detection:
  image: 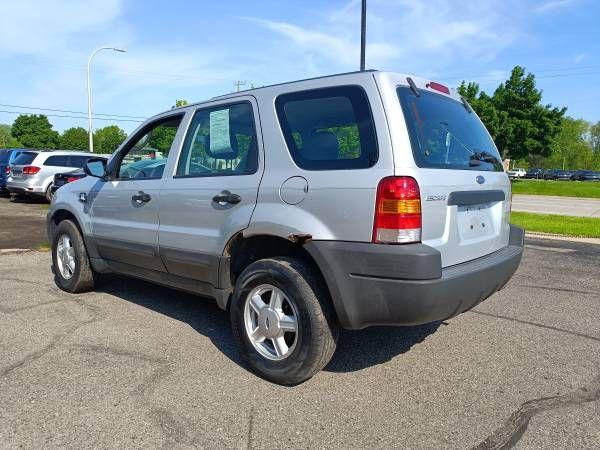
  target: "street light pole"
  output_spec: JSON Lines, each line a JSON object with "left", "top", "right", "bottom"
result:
{"left": 87, "top": 46, "right": 126, "bottom": 152}
{"left": 360, "top": 0, "right": 367, "bottom": 71}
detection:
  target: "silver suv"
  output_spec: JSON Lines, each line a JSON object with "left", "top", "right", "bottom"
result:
{"left": 8, "top": 150, "right": 98, "bottom": 201}
{"left": 48, "top": 71, "right": 524, "bottom": 385}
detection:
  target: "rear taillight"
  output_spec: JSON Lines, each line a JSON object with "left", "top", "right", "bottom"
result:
{"left": 23, "top": 166, "right": 41, "bottom": 175}
{"left": 373, "top": 176, "right": 422, "bottom": 244}
{"left": 5, "top": 166, "right": 10, "bottom": 175}
{"left": 66, "top": 176, "right": 79, "bottom": 183}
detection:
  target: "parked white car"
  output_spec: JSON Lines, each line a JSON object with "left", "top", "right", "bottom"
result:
{"left": 507, "top": 168, "right": 526, "bottom": 179}
{"left": 7, "top": 150, "right": 98, "bottom": 201}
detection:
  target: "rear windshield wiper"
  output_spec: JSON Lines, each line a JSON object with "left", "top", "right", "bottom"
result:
{"left": 469, "top": 151, "right": 498, "bottom": 166}
{"left": 438, "top": 122, "right": 499, "bottom": 166}
{"left": 460, "top": 96, "right": 473, "bottom": 113}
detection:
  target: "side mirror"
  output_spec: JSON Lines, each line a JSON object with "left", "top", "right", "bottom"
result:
{"left": 84, "top": 158, "right": 107, "bottom": 178}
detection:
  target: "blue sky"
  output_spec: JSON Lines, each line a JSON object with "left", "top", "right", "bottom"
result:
{"left": 0, "top": 0, "right": 598, "bottom": 134}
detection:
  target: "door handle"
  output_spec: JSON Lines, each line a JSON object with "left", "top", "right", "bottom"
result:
{"left": 132, "top": 191, "right": 151, "bottom": 204}
{"left": 212, "top": 191, "right": 241, "bottom": 205}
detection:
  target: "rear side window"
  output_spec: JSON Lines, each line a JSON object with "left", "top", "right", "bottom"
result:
{"left": 397, "top": 87, "right": 503, "bottom": 171}
{"left": 275, "top": 86, "right": 378, "bottom": 170}
{"left": 13, "top": 152, "right": 37, "bottom": 165}
{"left": 68, "top": 155, "right": 92, "bottom": 168}
{"left": 44, "top": 155, "right": 69, "bottom": 167}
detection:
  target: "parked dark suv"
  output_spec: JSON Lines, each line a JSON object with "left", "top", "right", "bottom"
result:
{"left": 571, "top": 170, "right": 600, "bottom": 181}
{"left": 524, "top": 168, "right": 543, "bottom": 179}
{"left": 0, "top": 148, "right": 26, "bottom": 193}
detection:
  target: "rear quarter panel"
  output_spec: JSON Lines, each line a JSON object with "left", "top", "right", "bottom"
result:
{"left": 246, "top": 72, "right": 394, "bottom": 242}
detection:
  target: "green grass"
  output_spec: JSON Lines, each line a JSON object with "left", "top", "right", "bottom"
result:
{"left": 511, "top": 179, "right": 600, "bottom": 198}
{"left": 511, "top": 212, "right": 600, "bottom": 238}
{"left": 37, "top": 241, "right": 51, "bottom": 251}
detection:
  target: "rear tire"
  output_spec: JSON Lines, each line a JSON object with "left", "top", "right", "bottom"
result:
{"left": 45, "top": 184, "right": 53, "bottom": 202}
{"left": 230, "top": 257, "right": 339, "bottom": 385}
{"left": 52, "top": 219, "right": 95, "bottom": 293}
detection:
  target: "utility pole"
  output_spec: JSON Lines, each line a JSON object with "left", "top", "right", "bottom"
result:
{"left": 360, "top": 0, "right": 367, "bottom": 71}
{"left": 234, "top": 80, "right": 246, "bottom": 92}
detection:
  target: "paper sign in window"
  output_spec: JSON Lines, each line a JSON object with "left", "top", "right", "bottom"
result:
{"left": 209, "top": 109, "right": 231, "bottom": 154}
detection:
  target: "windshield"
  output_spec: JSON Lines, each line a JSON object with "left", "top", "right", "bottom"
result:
{"left": 397, "top": 87, "right": 503, "bottom": 171}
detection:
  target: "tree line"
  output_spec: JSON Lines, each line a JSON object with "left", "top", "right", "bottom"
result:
{"left": 1, "top": 70, "right": 599, "bottom": 170}
{"left": 458, "top": 66, "right": 600, "bottom": 170}
{"left": 0, "top": 115, "right": 127, "bottom": 154}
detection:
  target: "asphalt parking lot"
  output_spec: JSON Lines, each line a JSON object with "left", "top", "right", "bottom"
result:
{"left": 1, "top": 200, "right": 599, "bottom": 448}
{"left": 0, "top": 196, "right": 47, "bottom": 250}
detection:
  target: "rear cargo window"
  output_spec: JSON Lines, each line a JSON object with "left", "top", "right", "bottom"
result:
{"left": 397, "top": 87, "right": 503, "bottom": 171}
{"left": 275, "top": 86, "right": 377, "bottom": 170}
{"left": 12, "top": 152, "right": 37, "bottom": 165}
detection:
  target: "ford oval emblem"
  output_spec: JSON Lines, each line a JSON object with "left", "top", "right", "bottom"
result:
{"left": 476, "top": 175, "right": 485, "bottom": 184}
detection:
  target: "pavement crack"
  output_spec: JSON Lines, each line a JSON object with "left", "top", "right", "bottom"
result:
{"left": 246, "top": 405, "right": 255, "bottom": 450}
{"left": 0, "top": 299, "right": 69, "bottom": 314}
{"left": 0, "top": 276, "right": 49, "bottom": 286}
{"left": 0, "top": 302, "right": 101, "bottom": 378}
{"left": 472, "top": 374, "right": 600, "bottom": 450}
{"left": 518, "top": 283, "right": 599, "bottom": 296}
{"left": 470, "top": 310, "right": 600, "bottom": 343}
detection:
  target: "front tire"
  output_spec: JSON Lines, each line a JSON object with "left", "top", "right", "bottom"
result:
{"left": 51, "top": 220, "right": 95, "bottom": 293}
{"left": 230, "top": 257, "right": 339, "bottom": 385}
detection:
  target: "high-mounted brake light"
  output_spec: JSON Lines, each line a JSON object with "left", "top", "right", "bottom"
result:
{"left": 426, "top": 81, "right": 450, "bottom": 95}
{"left": 373, "top": 177, "right": 422, "bottom": 244}
{"left": 22, "top": 166, "right": 41, "bottom": 175}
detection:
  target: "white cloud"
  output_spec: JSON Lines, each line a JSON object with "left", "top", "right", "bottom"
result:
{"left": 535, "top": 0, "right": 577, "bottom": 13}
{"left": 244, "top": 17, "right": 400, "bottom": 68}
{"left": 0, "top": 0, "right": 126, "bottom": 56}
{"left": 0, "top": 0, "right": 247, "bottom": 132}
{"left": 247, "top": 0, "right": 525, "bottom": 74}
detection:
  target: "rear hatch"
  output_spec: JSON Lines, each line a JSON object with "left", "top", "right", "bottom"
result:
{"left": 387, "top": 76, "right": 510, "bottom": 268}
{"left": 9, "top": 151, "right": 39, "bottom": 179}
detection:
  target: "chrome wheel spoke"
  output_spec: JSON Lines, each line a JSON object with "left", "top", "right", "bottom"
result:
{"left": 250, "top": 327, "right": 265, "bottom": 343}
{"left": 270, "top": 289, "right": 284, "bottom": 310}
{"left": 272, "top": 336, "right": 288, "bottom": 357}
{"left": 279, "top": 314, "right": 297, "bottom": 333}
{"left": 249, "top": 294, "right": 267, "bottom": 314}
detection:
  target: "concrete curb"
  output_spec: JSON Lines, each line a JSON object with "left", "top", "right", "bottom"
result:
{"left": 525, "top": 232, "right": 600, "bottom": 245}
{"left": 0, "top": 248, "right": 35, "bottom": 255}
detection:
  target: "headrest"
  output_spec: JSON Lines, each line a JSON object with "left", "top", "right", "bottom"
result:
{"left": 303, "top": 131, "right": 339, "bottom": 160}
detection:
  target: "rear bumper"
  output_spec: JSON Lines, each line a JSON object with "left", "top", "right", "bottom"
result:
{"left": 305, "top": 225, "right": 524, "bottom": 330}
{"left": 6, "top": 179, "right": 45, "bottom": 195}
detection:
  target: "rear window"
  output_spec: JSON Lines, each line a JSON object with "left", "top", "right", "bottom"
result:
{"left": 13, "top": 152, "right": 37, "bottom": 165}
{"left": 275, "top": 86, "right": 378, "bottom": 170}
{"left": 397, "top": 87, "right": 503, "bottom": 171}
